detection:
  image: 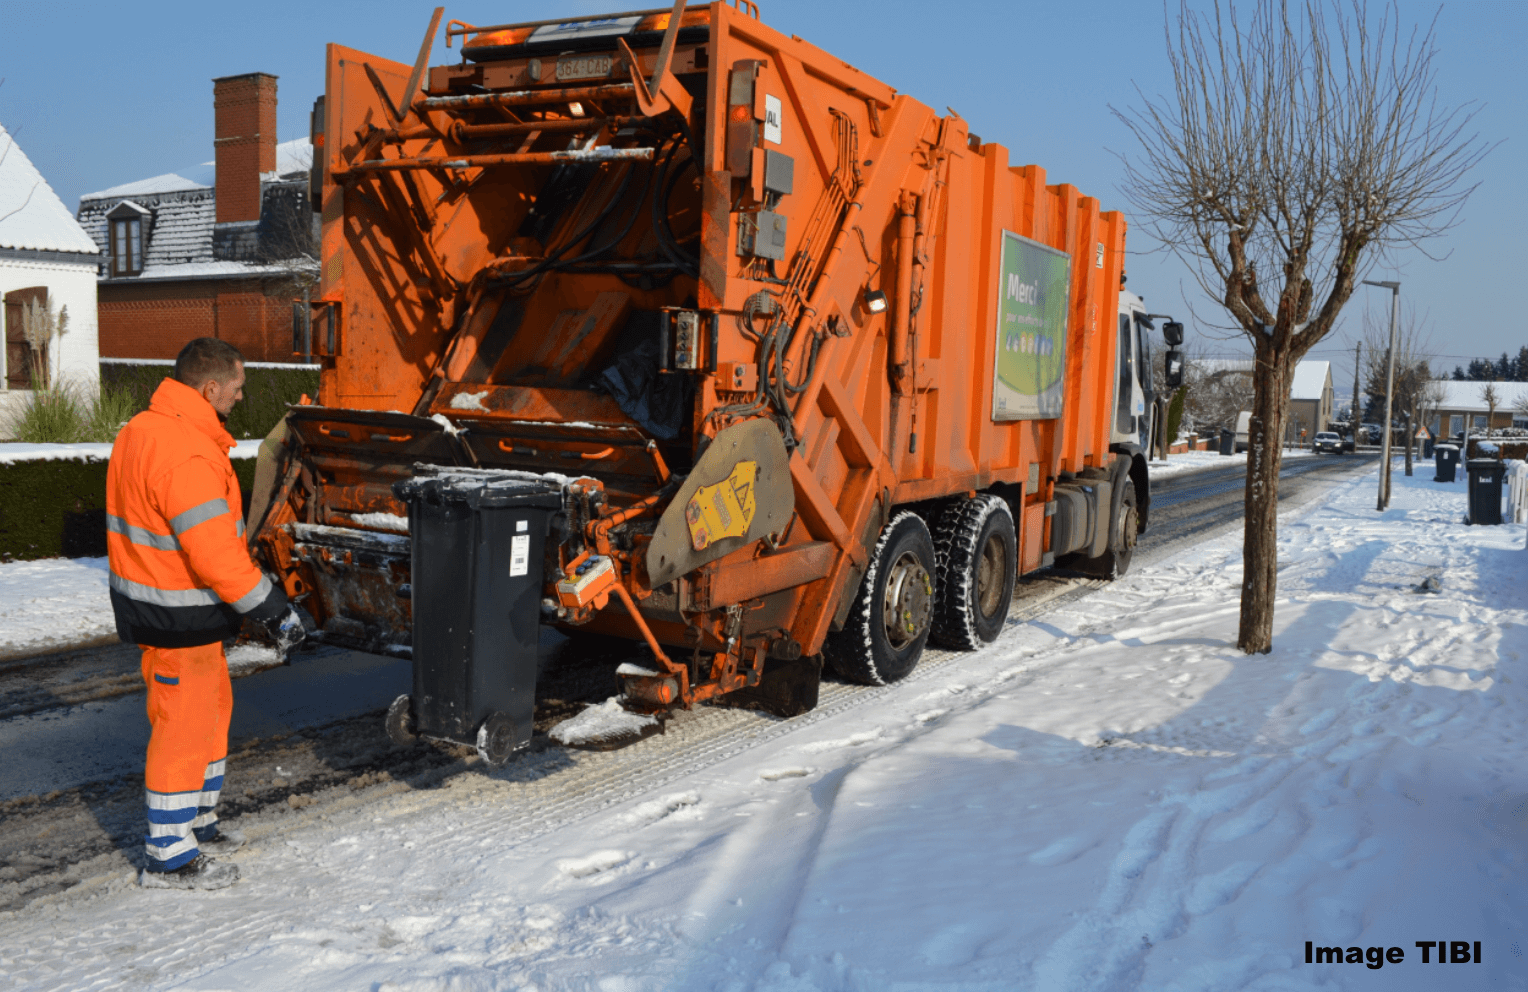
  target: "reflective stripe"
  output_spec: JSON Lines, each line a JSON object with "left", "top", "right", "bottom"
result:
{"left": 146, "top": 788, "right": 202, "bottom": 812}
{"left": 230, "top": 574, "right": 274, "bottom": 614}
{"left": 145, "top": 833, "right": 199, "bottom": 867}
{"left": 170, "top": 497, "right": 231, "bottom": 535}
{"left": 147, "top": 805, "right": 199, "bottom": 826}
{"left": 106, "top": 514, "right": 180, "bottom": 551}
{"left": 153, "top": 673, "right": 179, "bottom": 686}
{"left": 236, "top": 518, "right": 246, "bottom": 538}
{"left": 109, "top": 572, "right": 222, "bottom": 608}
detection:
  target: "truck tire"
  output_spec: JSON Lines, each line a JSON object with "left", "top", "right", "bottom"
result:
{"left": 823, "top": 512, "right": 936, "bottom": 685}
{"left": 1077, "top": 480, "right": 1138, "bottom": 580}
{"left": 930, "top": 495, "right": 1016, "bottom": 649}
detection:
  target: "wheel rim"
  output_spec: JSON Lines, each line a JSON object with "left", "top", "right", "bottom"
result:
{"left": 1118, "top": 504, "right": 1139, "bottom": 554}
{"left": 976, "top": 531, "right": 1007, "bottom": 619}
{"left": 882, "top": 550, "right": 933, "bottom": 649}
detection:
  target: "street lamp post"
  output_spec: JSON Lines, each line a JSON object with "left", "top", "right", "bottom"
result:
{"left": 1363, "top": 279, "right": 1400, "bottom": 510}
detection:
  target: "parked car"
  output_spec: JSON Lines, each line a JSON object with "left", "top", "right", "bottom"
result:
{"left": 1313, "top": 431, "right": 1344, "bottom": 454}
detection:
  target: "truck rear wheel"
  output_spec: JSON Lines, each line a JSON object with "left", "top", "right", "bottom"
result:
{"left": 930, "top": 495, "right": 1016, "bottom": 649}
{"left": 1077, "top": 481, "right": 1138, "bottom": 580}
{"left": 824, "top": 512, "right": 936, "bottom": 685}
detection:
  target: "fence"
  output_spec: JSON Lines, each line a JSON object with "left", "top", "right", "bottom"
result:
{"left": 1508, "top": 460, "right": 1528, "bottom": 526}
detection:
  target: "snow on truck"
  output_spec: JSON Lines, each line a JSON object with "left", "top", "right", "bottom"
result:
{"left": 247, "top": 1, "right": 1185, "bottom": 761}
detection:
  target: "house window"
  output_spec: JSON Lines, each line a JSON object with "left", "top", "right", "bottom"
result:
{"left": 1450, "top": 415, "right": 1463, "bottom": 435}
{"left": 109, "top": 217, "right": 143, "bottom": 275}
{"left": 1472, "top": 414, "right": 1488, "bottom": 430}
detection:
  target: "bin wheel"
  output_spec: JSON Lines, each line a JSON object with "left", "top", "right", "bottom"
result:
{"left": 823, "top": 512, "right": 936, "bottom": 685}
{"left": 385, "top": 694, "right": 417, "bottom": 746}
{"left": 476, "top": 712, "right": 517, "bottom": 769}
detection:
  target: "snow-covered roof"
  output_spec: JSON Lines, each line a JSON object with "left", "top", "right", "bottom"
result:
{"left": 1289, "top": 360, "right": 1330, "bottom": 401}
{"left": 0, "top": 124, "right": 101, "bottom": 254}
{"left": 1429, "top": 379, "right": 1528, "bottom": 412}
{"left": 79, "top": 137, "right": 311, "bottom": 201}
{"left": 80, "top": 170, "right": 210, "bottom": 201}
{"left": 1189, "top": 358, "right": 1331, "bottom": 400}
{"left": 75, "top": 136, "right": 313, "bottom": 280}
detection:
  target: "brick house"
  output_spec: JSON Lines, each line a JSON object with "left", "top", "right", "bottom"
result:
{"left": 1427, "top": 380, "right": 1528, "bottom": 437}
{"left": 76, "top": 73, "right": 315, "bottom": 363}
{"left": 0, "top": 122, "right": 101, "bottom": 423}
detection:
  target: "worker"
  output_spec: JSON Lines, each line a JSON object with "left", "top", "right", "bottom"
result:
{"left": 106, "top": 338, "right": 305, "bottom": 890}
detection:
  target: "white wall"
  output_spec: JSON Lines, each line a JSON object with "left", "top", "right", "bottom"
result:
{"left": 0, "top": 255, "right": 100, "bottom": 397}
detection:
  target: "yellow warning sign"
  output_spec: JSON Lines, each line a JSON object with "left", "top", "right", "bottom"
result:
{"left": 685, "top": 460, "right": 757, "bottom": 551}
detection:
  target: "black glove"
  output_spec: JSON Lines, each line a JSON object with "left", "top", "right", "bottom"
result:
{"left": 261, "top": 604, "right": 307, "bottom": 660}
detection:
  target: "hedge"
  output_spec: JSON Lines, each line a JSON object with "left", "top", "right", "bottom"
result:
{"left": 0, "top": 455, "right": 258, "bottom": 562}
{"left": 101, "top": 362, "right": 319, "bottom": 441}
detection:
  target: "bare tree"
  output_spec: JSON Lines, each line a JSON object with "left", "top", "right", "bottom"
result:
{"left": 1481, "top": 381, "right": 1501, "bottom": 435}
{"left": 1115, "top": 0, "right": 1487, "bottom": 653}
{"left": 1418, "top": 377, "right": 1446, "bottom": 441}
{"left": 1178, "top": 355, "right": 1256, "bottom": 437}
{"left": 1358, "top": 301, "right": 1432, "bottom": 473}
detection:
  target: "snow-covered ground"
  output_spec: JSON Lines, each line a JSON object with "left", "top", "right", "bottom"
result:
{"left": 0, "top": 439, "right": 261, "bottom": 464}
{"left": 2, "top": 466, "right": 1525, "bottom": 991}
{"left": 0, "top": 555, "right": 115, "bottom": 659}
{"left": 1147, "top": 446, "right": 1317, "bottom": 480}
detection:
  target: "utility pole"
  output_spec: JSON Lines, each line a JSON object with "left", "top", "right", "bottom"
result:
{"left": 1363, "top": 280, "right": 1401, "bottom": 510}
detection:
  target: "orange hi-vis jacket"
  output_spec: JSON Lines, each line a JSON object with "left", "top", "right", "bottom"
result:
{"left": 107, "top": 378, "right": 287, "bottom": 647}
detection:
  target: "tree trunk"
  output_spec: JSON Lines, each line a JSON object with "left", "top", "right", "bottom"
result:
{"left": 1237, "top": 343, "right": 1291, "bottom": 654}
{"left": 1404, "top": 412, "right": 1414, "bottom": 476}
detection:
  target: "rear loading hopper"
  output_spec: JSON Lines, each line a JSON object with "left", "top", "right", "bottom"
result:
{"left": 250, "top": 1, "right": 1180, "bottom": 744}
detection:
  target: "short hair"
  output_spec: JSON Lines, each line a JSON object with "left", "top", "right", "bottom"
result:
{"left": 174, "top": 338, "right": 244, "bottom": 387}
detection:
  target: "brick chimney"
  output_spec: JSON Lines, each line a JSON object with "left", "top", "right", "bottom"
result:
{"left": 212, "top": 73, "right": 278, "bottom": 224}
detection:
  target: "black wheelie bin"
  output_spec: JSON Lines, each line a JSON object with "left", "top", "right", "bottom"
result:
{"left": 1467, "top": 458, "right": 1506, "bottom": 526}
{"left": 1434, "top": 444, "right": 1460, "bottom": 483}
{"left": 391, "top": 467, "right": 563, "bottom": 766}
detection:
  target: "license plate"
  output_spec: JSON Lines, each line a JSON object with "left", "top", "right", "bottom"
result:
{"left": 556, "top": 55, "right": 612, "bottom": 81}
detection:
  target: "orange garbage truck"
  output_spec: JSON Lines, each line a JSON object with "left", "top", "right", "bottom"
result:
{"left": 249, "top": 1, "right": 1185, "bottom": 762}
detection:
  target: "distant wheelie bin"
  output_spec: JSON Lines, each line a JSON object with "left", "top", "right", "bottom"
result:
{"left": 1434, "top": 444, "right": 1460, "bottom": 483}
{"left": 1467, "top": 458, "right": 1505, "bottom": 525}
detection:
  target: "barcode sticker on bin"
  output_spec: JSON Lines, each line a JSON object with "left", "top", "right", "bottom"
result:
{"left": 510, "top": 534, "right": 530, "bottom": 577}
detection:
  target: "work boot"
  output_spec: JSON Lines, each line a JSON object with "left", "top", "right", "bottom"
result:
{"left": 194, "top": 826, "right": 246, "bottom": 856}
{"left": 139, "top": 855, "right": 240, "bottom": 890}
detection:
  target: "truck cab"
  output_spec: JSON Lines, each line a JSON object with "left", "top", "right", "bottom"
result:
{"left": 1113, "top": 289, "right": 1153, "bottom": 449}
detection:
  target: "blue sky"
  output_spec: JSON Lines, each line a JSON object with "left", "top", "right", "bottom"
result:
{"left": 4, "top": 1, "right": 1519, "bottom": 383}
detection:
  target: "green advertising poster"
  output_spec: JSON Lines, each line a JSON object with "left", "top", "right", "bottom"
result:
{"left": 992, "top": 231, "right": 1072, "bottom": 421}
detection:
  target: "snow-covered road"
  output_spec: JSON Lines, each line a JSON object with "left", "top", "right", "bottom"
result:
{"left": 2, "top": 465, "right": 1524, "bottom": 991}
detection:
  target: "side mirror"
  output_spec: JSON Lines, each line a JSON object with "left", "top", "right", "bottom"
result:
{"left": 1164, "top": 349, "right": 1185, "bottom": 389}
{"left": 1163, "top": 321, "right": 1184, "bottom": 346}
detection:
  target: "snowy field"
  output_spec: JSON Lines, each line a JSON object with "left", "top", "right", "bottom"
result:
{"left": 2, "top": 466, "right": 1525, "bottom": 991}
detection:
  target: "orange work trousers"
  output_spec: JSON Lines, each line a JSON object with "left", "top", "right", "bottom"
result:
{"left": 141, "top": 642, "right": 232, "bottom": 870}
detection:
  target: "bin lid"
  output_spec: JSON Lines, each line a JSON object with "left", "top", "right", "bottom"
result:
{"left": 393, "top": 465, "right": 565, "bottom": 509}
{"left": 1435, "top": 444, "right": 1458, "bottom": 452}
{"left": 1466, "top": 458, "right": 1506, "bottom": 472}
